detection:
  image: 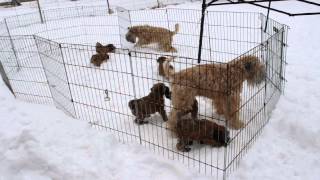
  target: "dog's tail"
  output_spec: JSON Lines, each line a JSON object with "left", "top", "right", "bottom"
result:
{"left": 163, "top": 57, "right": 175, "bottom": 79}
{"left": 172, "top": 23, "right": 179, "bottom": 35}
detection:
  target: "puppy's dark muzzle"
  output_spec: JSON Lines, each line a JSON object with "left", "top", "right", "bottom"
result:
{"left": 214, "top": 130, "right": 230, "bottom": 147}
{"left": 125, "top": 33, "right": 136, "bottom": 43}
{"left": 164, "top": 87, "right": 171, "bottom": 99}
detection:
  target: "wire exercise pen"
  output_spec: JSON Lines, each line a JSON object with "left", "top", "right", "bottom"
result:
{"left": 0, "top": 5, "right": 288, "bottom": 179}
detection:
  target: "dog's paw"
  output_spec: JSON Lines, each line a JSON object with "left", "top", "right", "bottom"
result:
{"left": 182, "top": 147, "right": 191, "bottom": 152}
{"left": 134, "top": 119, "right": 148, "bottom": 125}
{"left": 176, "top": 143, "right": 191, "bottom": 152}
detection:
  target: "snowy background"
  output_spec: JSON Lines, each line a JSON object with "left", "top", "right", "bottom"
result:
{"left": 1, "top": 0, "right": 320, "bottom": 180}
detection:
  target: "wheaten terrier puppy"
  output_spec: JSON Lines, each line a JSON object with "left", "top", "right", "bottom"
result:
{"left": 125, "top": 24, "right": 179, "bottom": 52}
{"left": 157, "top": 56, "right": 175, "bottom": 79}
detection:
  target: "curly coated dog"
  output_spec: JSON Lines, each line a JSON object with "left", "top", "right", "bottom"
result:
{"left": 128, "top": 83, "right": 171, "bottom": 124}
{"left": 168, "top": 55, "right": 266, "bottom": 132}
{"left": 176, "top": 118, "right": 230, "bottom": 152}
{"left": 125, "top": 24, "right": 179, "bottom": 52}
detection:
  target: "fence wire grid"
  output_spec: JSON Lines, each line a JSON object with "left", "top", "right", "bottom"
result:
{"left": 0, "top": 6, "right": 288, "bottom": 180}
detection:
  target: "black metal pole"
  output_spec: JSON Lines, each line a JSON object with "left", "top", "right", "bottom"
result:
{"left": 264, "top": 0, "right": 272, "bottom": 32}
{"left": 36, "top": 0, "right": 44, "bottom": 23}
{"left": 197, "top": 0, "right": 207, "bottom": 63}
{"left": 106, "top": 0, "right": 112, "bottom": 14}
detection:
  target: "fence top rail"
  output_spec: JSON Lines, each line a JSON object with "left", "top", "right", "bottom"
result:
{"left": 2, "top": 5, "right": 286, "bottom": 26}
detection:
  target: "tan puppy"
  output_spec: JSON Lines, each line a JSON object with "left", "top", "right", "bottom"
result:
{"left": 125, "top": 24, "right": 179, "bottom": 52}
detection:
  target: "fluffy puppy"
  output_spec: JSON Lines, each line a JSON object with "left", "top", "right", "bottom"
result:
{"left": 96, "top": 42, "right": 116, "bottom": 54}
{"left": 157, "top": 56, "right": 175, "bottom": 79}
{"left": 90, "top": 53, "right": 109, "bottom": 67}
{"left": 125, "top": 24, "right": 179, "bottom": 52}
{"left": 176, "top": 119, "right": 230, "bottom": 152}
{"left": 128, "top": 83, "right": 171, "bottom": 124}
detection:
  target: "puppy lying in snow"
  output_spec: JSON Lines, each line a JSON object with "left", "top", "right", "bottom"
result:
{"left": 176, "top": 118, "right": 230, "bottom": 152}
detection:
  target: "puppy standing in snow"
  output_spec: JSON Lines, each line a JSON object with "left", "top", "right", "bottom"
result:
{"left": 125, "top": 24, "right": 179, "bottom": 52}
{"left": 128, "top": 83, "right": 171, "bottom": 124}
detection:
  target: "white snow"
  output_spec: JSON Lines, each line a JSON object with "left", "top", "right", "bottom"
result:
{"left": 0, "top": 0, "right": 320, "bottom": 180}
{"left": 0, "top": 80, "right": 212, "bottom": 180}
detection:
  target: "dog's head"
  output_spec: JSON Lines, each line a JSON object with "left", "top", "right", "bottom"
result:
{"left": 95, "top": 42, "right": 104, "bottom": 54}
{"left": 128, "top": 100, "right": 136, "bottom": 115}
{"left": 106, "top": 44, "right": 116, "bottom": 53}
{"left": 157, "top": 56, "right": 167, "bottom": 64}
{"left": 96, "top": 42, "right": 116, "bottom": 54}
{"left": 240, "top": 55, "right": 266, "bottom": 86}
{"left": 150, "top": 83, "right": 171, "bottom": 99}
{"left": 125, "top": 28, "right": 137, "bottom": 43}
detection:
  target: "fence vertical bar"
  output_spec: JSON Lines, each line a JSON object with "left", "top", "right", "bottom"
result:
{"left": 0, "top": 61, "right": 15, "bottom": 96}
{"left": 4, "top": 18, "right": 20, "bottom": 70}
{"left": 264, "top": 0, "right": 272, "bottom": 32}
{"left": 106, "top": 0, "right": 113, "bottom": 14}
{"left": 197, "top": 0, "right": 207, "bottom": 63}
{"left": 279, "top": 28, "right": 285, "bottom": 92}
{"left": 36, "top": 0, "right": 44, "bottom": 23}
{"left": 128, "top": 51, "right": 142, "bottom": 145}
{"left": 223, "top": 63, "right": 231, "bottom": 180}
{"left": 59, "top": 43, "right": 77, "bottom": 119}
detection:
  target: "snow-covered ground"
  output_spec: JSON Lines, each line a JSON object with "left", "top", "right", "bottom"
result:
{"left": 0, "top": 79, "right": 213, "bottom": 180}
{"left": 1, "top": 0, "right": 320, "bottom": 180}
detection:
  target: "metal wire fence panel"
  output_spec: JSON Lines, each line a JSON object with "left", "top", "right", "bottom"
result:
{"left": 117, "top": 7, "right": 132, "bottom": 49}
{"left": 0, "top": 6, "right": 288, "bottom": 179}
{"left": 0, "top": 20, "right": 7, "bottom": 36}
{"left": 37, "top": 0, "right": 197, "bottom": 11}
{"left": 34, "top": 36, "right": 76, "bottom": 117}
{"left": 0, "top": 35, "right": 53, "bottom": 105}
{"left": 59, "top": 43, "right": 140, "bottom": 143}
{"left": 264, "top": 28, "right": 287, "bottom": 114}
{"left": 126, "top": 9, "right": 267, "bottom": 62}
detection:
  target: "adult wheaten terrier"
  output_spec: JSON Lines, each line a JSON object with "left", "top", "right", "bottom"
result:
{"left": 168, "top": 55, "right": 266, "bottom": 132}
{"left": 125, "top": 24, "right": 179, "bottom": 52}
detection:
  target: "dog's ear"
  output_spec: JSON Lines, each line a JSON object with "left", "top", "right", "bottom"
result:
{"left": 106, "top": 44, "right": 116, "bottom": 52}
{"left": 128, "top": 100, "right": 135, "bottom": 109}
{"left": 150, "top": 83, "right": 162, "bottom": 94}
{"left": 164, "top": 86, "right": 171, "bottom": 99}
{"left": 157, "top": 57, "right": 166, "bottom": 63}
{"left": 96, "top": 42, "right": 103, "bottom": 47}
{"left": 150, "top": 86, "right": 156, "bottom": 93}
{"left": 244, "top": 61, "right": 253, "bottom": 72}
